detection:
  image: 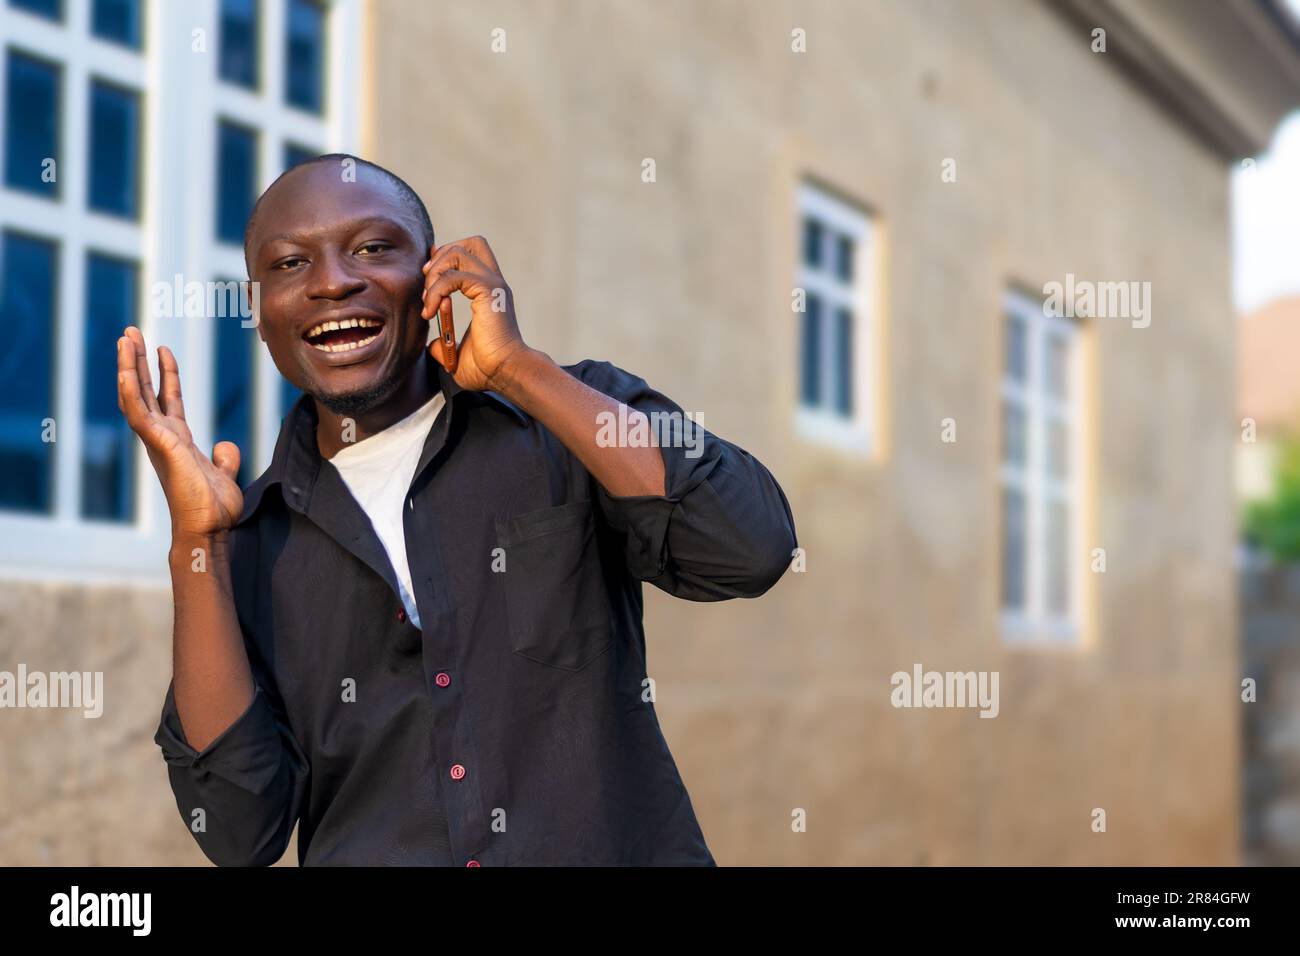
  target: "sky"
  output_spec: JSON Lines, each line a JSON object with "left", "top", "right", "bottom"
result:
{"left": 1231, "top": 0, "right": 1300, "bottom": 315}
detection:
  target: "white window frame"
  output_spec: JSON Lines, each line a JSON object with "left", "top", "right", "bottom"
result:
{"left": 999, "top": 287, "right": 1084, "bottom": 643}
{"left": 794, "top": 180, "right": 876, "bottom": 456}
{"left": 0, "top": 0, "right": 360, "bottom": 582}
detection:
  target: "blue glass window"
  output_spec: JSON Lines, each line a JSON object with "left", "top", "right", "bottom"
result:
{"left": 4, "top": 51, "right": 61, "bottom": 198}
{"left": 833, "top": 305, "right": 853, "bottom": 415}
{"left": 800, "top": 293, "right": 821, "bottom": 407}
{"left": 9, "top": 0, "right": 62, "bottom": 21}
{"left": 285, "top": 0, "right": 325, "bottom": 113}
{"left": 0, "top": 232, "right": 57, "bottom": 513}
{"left": 216, "top": 119, "right": 258, "bottom": 245}
{"left": 92, "top": 0, "right": 143, "bottom": 49}
{"left": 283, "top": 141, "right": 318, "bottom": 170}
{"left": 88, "top": 79, "right": 141, "bottom": 218}
{"left": 218, "top": 0, "right": 259, "bottom": 89}
{"left": 214, "top": 281, "right": 256, "bottom": 487}
{"left": 82, "top": 254, "right": 138, "bottom": 521}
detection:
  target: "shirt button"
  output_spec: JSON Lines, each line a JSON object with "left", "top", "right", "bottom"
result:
{"left": 435, "top": 672, "right": 451, "bottom": 688}
{"left": 449, "top": 763, "right": 466, "bottom": 780}
{"left": 466, "top": 860, "right": 480, "bottom": 867}
{"left": 396, "top": 608, "right": 407, "bottom": 623}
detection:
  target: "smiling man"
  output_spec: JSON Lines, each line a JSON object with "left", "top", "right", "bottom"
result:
{"left": 117, "top": 154, "right": 797, "bottom": 866}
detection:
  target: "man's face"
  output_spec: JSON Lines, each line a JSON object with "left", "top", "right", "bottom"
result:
{"left": 245, "top": 163, "right": 430, "bottom": 415}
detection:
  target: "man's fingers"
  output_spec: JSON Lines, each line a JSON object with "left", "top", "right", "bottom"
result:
{"left": 157, "top": 345, "right": 187, "bottom": 421}
{"left": 123, "top": 326, "right": 162, "bottom": 415}
{"left": 458, "top": 235, "right": 501, "bottom": 274}
{"left": 212, "top": 441, "right": 241, "bottom": 482}
{"left": 117, "top": 336, "right": 152, "bottom": 425}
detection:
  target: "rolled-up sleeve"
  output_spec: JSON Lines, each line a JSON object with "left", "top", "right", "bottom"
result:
{"left": 570, "top": 359, "right": 798, "bottom": 601}
{"left": 154, "top": 673, "right": 310, "bottom": 867}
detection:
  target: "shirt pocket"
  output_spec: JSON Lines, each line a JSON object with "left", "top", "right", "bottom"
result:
{"left": 494, "top": 498, "right": 614, "bottom": 672}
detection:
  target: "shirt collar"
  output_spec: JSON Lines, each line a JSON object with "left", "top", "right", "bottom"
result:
{"left": 235, "top": 356, "right": 528, "bottom": 527}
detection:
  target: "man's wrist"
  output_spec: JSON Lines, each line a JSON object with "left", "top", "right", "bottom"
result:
{"left": 169, "top": 530, "right": 231, "bottom": 567}
{"left": 489, "top": 346, "right": 553, "bottom": 405}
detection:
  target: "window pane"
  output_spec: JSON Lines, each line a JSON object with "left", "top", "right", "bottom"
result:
{"left": 285, "top": 0, "right": 326, "bottom": 113}
{"left": 800, "top": 292, "right": 822, "bottom": 407}
{"left": 219, "top": 0, "right": 259, "bottom": 89}
{"left": 4, "top": 51, "right": 60, "bottom": 198}
{"left": 0, "top": 232, "right": 57, "bottom": 513}
{"left": 215, "top": 304, "right": 256, "bottom": 488}
{"left": 1044, "top": 332, "right": 1069, "bottom": 400}
{"left": 1046, "top": 417, "right": 1069, "bottom": 481}
{"left": 1004, "top": 312, "right": 1026, "bottom": 384}
{"left": 835, "top": 234, "right": 854, "bottom": 284}
{"left": 216, "top": 120, "right": 258, "bottom": 245}
{"left": 833, "top": 306, "right": 853, "bottom": 417}
{"left": 802, "top": 217, "right": 822, "bottom": 269}
{"left": 9, "top": 0, "right": 61, "bottom": 20}
{"left": 281, "top": 376, "right": 303, "bottom": 419}
{"left": 1000, "top": 486, "right": 1026, "bottom": 611}
{"left": 283, "top": 141, "right": 318, "bottom": 171}
{"left": 1045, "top": 498, "right": 1070, "bottom": 617}
{"left": 82, "top": 254, "right": 138, "bottom": 521}
{"left": 88, "top": 80, "right": 142, "bottom": 218}
{"left": 92, "top": 0, "right": 143, "bottom": 48}
{"left": 1001, "top": 400, "right": 1026, "bottom": 467}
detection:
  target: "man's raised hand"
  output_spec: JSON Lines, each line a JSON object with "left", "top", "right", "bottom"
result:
{"left": 116, "top": 326, "right": 244, "bottom": 537}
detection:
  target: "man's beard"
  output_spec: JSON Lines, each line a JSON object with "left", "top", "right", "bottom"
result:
{"left": 313, "top": 349, "right": 419, "bottom": 416}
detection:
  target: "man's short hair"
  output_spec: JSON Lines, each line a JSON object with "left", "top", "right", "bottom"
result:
{"left": 242, "top": 153, "right": 436, "bottom": 275}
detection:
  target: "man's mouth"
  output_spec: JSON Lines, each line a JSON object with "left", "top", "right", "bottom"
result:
{"left": 302, "top": 316, "right": 385, "bottom": 353}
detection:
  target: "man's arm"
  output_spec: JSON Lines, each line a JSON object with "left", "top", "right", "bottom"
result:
{"left": 119, "top": 327, "right": 308, "bottom": 865}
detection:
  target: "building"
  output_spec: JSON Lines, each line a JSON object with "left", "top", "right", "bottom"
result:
{"left": 3, "top": 0, "right": 1300, "bottom": 865}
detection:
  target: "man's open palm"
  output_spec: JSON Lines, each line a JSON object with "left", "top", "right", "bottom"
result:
{"left": 117, "top": 326, "right": 244, "bottom": 537}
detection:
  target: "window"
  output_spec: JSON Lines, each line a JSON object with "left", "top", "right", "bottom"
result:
{"left": 284, "top": 140, "right": 318, "bottom": 169}
{"left": 218, "top": 0, "right": 259, "bottom": 90}
{"left": 82, "top": 253, "right": 139, "bottom": 522}
{"left": 285, "top": 0, "right": 325, "bottom": 113}
{"left": 795, "top": 181, "right": 875, "bottom": 453}
{"left": 91, "top": 0, "right": 143, "bottom": 49}
{"left": 0, "top": 231, "right": 57, "bottom": 514}
{"left": 8, "top": 0, "right": 61, "bottom": 21}
{"left": 4, "top": 50, "right": 60, "bottom": 198}
{"left": 216, "top": 119, "right": 258, "bottom": 244}
{"left": 214, "top": 280, "right": 257, "bottom": 487}
{"left": 88, "top": 79, "right": 141, "bottom": 218}
{"left": 1000, "top": 288, "right": 1083, "bottom": 641}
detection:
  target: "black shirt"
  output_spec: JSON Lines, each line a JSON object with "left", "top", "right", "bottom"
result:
{"left": 153, "top": 356, "right": 798, "bottom": 866}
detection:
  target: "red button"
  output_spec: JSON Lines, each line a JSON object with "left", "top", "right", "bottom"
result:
{"left": 435, "top": 672, "right": 451, "bottom": 688}
{"left": 396, "top": 608, "right": 407, "bottom": 623}
{"left": 466, "top": 860, "right": 480, "bottom": 867}
{"left": 450, "top": 763, "right": 466, "bottom": 780}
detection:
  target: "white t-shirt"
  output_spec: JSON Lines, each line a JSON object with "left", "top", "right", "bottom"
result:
{"left": 326, "top": 391, "right": 446, "bottom": 629}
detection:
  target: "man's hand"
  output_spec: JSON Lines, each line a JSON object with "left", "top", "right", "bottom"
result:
{"left": 117, "top": 326, "right": 244, "bottom": 538}
{"left": 420, "top": 235, "right": 531, "bottom": 392}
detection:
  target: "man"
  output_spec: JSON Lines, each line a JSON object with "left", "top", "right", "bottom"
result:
{"left": 117, "top": 154, "right": 797, "bottom": 866}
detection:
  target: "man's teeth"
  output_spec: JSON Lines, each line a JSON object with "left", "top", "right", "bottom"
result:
{"left": 305, "top": 317, "right": 383, "bottom": 352}
{"left": 312, "top": 332, "right": 380, "bottom": 353}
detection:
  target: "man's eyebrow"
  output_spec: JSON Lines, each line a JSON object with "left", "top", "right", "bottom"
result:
{"left": 258, "top": 216, "right": 409, "bottom": 249}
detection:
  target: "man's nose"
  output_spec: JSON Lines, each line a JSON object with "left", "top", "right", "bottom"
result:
{"left": 306, "top": 249, "right": 366, "bottom": 299}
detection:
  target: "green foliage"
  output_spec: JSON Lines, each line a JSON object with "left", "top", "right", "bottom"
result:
{"left": 1244, "top": 436, "right": 1300, "bottom": 561}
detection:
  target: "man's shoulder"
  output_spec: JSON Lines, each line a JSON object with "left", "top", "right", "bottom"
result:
{"left": 558, "top": 358, "right": 649, "bottom": 395}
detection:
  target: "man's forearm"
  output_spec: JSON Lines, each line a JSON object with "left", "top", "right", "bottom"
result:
{"left": 493, "top": 348, "right": 668, "bottom": 498}
{"left": 168, "top": 531, "right": 256, "bottom": 753}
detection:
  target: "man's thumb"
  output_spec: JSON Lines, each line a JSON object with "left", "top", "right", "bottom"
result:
{"left": 213, "top": 441, "right": 241, "bottom": 481}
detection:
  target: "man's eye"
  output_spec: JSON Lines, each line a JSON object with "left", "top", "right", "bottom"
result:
{"left": 274, "top": 257, "right": 305, "bottom": 270}
{"left": 356, "top": 242, "right": 389, "bottom": 255}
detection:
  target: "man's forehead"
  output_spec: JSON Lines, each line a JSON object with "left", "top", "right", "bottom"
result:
{"left": 250, "top": 166, "right": 416, "bottom": 246}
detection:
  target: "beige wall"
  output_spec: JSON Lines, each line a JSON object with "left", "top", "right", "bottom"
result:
{"left": 0, "top": 0, "right": 1240, "bottom": 865}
